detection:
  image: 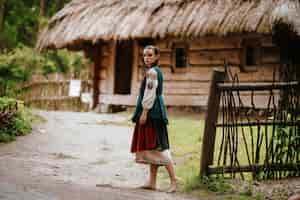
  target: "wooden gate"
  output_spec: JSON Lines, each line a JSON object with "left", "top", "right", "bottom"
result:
{"left": 200, "top": 69, "right": 300, "bottom": 179}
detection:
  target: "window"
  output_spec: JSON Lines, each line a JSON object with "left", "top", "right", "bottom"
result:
{"left": 241, "top": 38, "right": 261, "bottom": 72}
{"left": 175, "top": 48, "right": 187, "bottom": 68}
{"left": 172, "top": 43, "right": 188, "bottom": 72}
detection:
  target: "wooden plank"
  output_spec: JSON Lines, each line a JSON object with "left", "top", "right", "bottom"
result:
{"left": 164, "top": 88, "right": 209, "bottom": 95}
{"left": 208, "top": 163, "right": 300, "bottom": 174}
{"left": 98, "top": 94, "right": 208, "bottom": 106}
{"left": 164, "top": 81, "right": 211, "bottom": 89}
{"left": 99, "top": 94, "right": 137, "bottom": 105}
{"left": 189, "top": 50, "right": 240, "bottom": 66}
{"left": 163, "top": 69, "right": 213, "bottom": 81}
{"left": 159, "top": 52, "right": 172, "bottom": 65}
{"left": 200, "top": 69, "right": 226, "bottom": 176}
{"left": 156, "top": 40, "right": 172, "bottom": 52}
{"left": 138, "top": 67, "right": 214, "bottom": 83}
{"left": 164, "top": 95, "right": 208, "bottom": 106}
{"left": 227, "top": 66, "right": 278, "bottom": 82}
{"left": 189, "top": 36, "right": 242, "bottom": 50}
{"left": 150, "top": 70, "right": 214, "bottom": 81}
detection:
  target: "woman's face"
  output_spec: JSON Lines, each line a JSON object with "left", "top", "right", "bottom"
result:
{"left": 143, "top": 48, "right": 159, "bottom": 67}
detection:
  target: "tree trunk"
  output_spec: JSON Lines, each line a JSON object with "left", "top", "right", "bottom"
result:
{"left": 0, "top": 0, "right": 6, "bottom": 33}
{"left": 38, "top": 0, "right": 45, "bottom": 32}
{"left": 39, "top": 0, "right": 45, "bottom": 17}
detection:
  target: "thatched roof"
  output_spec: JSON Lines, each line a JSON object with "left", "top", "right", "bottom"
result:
{"left": 37, "top": 0, "right": 300, "bottom": 51}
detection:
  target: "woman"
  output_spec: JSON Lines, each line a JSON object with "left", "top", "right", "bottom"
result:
{"left": 131, "top": 45, "right": 177, "bottom": 193}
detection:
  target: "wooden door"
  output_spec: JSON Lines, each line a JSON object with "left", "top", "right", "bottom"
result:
{"left": 114, "top": 41, "right": 133, "bottom": 94}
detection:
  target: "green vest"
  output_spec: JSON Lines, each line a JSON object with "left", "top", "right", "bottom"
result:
{"left": 131, "top": 66, "right": 168, "bottom": 124}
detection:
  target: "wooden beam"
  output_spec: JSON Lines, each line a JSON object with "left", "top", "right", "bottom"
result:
{"left": 131, "top": 40, "right": 139, "bottom": 95}
{"left": 200, "top": 69, "right": 226, "bottom": 176}
{"left": 218, "top": 81, "right": 299, "bottom": 91}
{"left": 216, "top": 121, "right": 300, "bottom": 127}
{"left": 107, "top": 41, "right": 116, "bottom": 95}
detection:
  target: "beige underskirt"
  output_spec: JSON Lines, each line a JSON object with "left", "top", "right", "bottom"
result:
{"left": 135, "top": 149, "right": 173, "bottom": 166}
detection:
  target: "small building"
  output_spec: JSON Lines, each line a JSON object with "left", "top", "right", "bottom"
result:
{"left": 37, "top": 0, "right": 300, "bottom": 111}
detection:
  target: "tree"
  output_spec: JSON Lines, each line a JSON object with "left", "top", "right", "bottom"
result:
{"left": 38, "top": 0, "right": 45, "bottom": 33}
{"left": 0, "top": 0, "right": 6, "bottom": 33}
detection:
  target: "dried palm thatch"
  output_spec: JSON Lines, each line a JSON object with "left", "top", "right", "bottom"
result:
{"left": 37, "top": 0, "right": 300, "bottom": 51}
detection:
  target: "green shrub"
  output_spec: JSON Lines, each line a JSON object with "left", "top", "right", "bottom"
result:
{"left": 0, "top": 46, "right": 91, "bottom": 97}
{"left": 0, "top": 97, "right": 35, "bottom": 143}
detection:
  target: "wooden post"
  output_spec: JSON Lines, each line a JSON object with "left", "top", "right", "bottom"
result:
{"left": 84, "top": 44, "right": 102, "bottom": 109}
{"left": 92, "top": 45, "right": 101, "bottom": 109}
{"left": 107, "top": 41, "right": 116, "bottom": 95}
{"left": 200, "top": 69, "right": 226, "bottom": 176}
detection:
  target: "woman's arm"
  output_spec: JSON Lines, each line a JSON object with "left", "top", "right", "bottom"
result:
{"left": 139, "top": 68, "right": 158, "bottom": 124}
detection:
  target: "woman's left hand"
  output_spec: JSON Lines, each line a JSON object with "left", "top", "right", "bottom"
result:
{"left": 139, "top": 110, "right": 148, "bottom": 125}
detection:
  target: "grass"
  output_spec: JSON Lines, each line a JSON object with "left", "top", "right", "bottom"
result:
{"left": 152, "top": 113, "right": 265, "bottom": 199}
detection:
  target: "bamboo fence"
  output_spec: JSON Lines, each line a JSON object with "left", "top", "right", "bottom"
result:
{"left": 20, "top": 72, "right": 93, "bottom": 112}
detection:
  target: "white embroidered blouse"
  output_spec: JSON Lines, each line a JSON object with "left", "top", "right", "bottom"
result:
{"left": 142, "top": 68, "right": 158, "bottom": 109}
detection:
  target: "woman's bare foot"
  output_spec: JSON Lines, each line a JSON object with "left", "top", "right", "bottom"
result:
{"left": 138, "top": 182, "right": 156, "bottom": 190}
{"left": 166, "top": 182, "right": 177, "bottom": 193}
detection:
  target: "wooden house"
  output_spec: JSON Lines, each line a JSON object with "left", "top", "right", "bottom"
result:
{"left": 36, "top": 0, "right": 300, "bottom": 111}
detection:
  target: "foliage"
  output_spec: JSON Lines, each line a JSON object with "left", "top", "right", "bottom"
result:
{"left": 0, "top": 97, "right": 36, "bottom": 142}
{"left": 0, "top": 0, "right": 71, "bottom": 50}
{"left": 44, "top": 0, "right": 71, "bottom": 18}
{"left": 0, "top": 46, "right": 43, "bottom": 96}
{"left": 0, "top": 96, "right": 17, "bottom": 109}
{"left": 0, "top": 45, "right": 89, "bottom": 97}
{"left": 0, "top": 0, "right": 88, "bottom": 97}
{"left": 43, "top": 50, "right": 88, "bottom": 78}
{"left": 262, "top": 113, "right": 300, "bottom": 179}
{"left": 0, "top": 0, "right": 39, "bottom": 48}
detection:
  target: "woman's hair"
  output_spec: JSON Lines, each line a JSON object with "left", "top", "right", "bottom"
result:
{"left": 144, "top": 45, "right": 160, "bottom": 55}
{"left": 143, "top": 45, "right": 160, "bottom": 66}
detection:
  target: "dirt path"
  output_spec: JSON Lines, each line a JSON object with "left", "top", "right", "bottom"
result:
{"left": 0, "top": 111, "right": 196, "bottom": 200}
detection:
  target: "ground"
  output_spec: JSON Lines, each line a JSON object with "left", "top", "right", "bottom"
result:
{"left": 1, "top": 110, "right": 299, "bottom": 200}
{"left": 0, "top": 110, "right": 196, "bottom": 200}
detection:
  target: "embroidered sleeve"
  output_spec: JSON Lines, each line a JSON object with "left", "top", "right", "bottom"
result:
{"left": 142, "top": 68, "right": 158, "bottom": 109}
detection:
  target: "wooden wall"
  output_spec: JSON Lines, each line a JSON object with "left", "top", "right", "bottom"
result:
{"left": 94, "top": 35, "right": 281, "bottom": 108}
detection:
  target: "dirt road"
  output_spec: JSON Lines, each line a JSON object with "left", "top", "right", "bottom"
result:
{"left": 0, "top": 111, "right": 196, "bottom": 200}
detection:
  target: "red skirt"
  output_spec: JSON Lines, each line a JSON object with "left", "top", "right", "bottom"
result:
{"left": 131, "top": 119, "right": 157, "bottom": 153}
